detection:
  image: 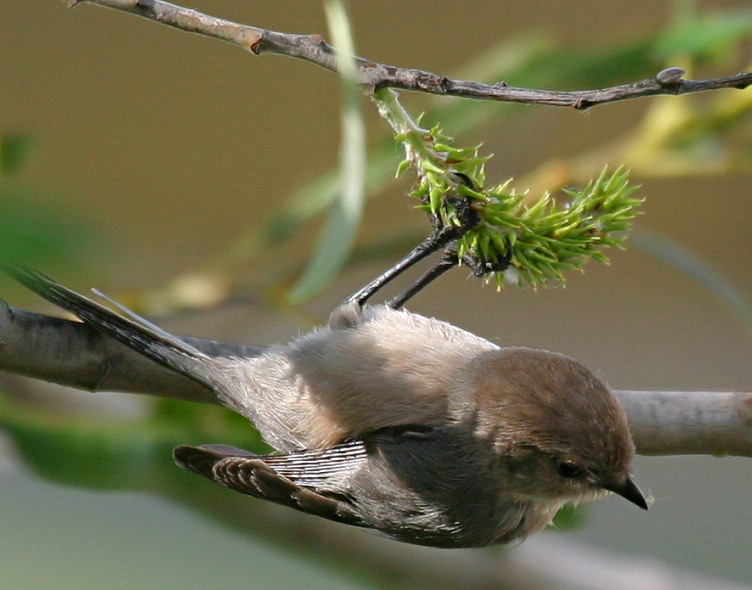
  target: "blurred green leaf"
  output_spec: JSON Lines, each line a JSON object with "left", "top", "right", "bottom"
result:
{"left": 655, "top": 9, "right": 752, "bottom": 62}
{"left": 0, "top": 134, "right": 35, "bottom": 176}
{"left": 0, "top": 394, "right": 266, "bottom": 491}
{"left": 286, "top": 0, "right": 366, "bottom": 303}
{"left": 0, "top": 185, "right": 93, "bottom": 268}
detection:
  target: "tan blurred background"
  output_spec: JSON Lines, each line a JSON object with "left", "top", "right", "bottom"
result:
{"left": 1, "top": 1, "right": 751, "bottom": 588}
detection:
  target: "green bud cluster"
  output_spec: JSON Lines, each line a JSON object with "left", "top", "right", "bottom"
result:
{"left": 397, "top": 123, "right": 643, "bottom": 289}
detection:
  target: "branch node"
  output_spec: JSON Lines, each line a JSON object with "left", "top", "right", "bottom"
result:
{"left": 309, "top": 33, "right": 326, "bottom": 47}
{"left": 573, "top": 98, "right": 591, "bottom": 110}
{"left": 249, "top": 35, "right": 263, "bottom": 55}
{"left": 655, "top": 66, "right": 685, "bottom": 85}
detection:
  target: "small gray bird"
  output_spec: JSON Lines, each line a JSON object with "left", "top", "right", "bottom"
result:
{"left": 8, "top": 267, "right": 646, "bottom": 548}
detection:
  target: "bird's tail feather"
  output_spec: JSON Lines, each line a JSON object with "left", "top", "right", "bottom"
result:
{"left": 5, "top": 265, "right": 220, "bottom": 393}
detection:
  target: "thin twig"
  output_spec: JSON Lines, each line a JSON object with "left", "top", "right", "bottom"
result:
{"left": 69, "top": 0, "right": 752, "bottom": 110}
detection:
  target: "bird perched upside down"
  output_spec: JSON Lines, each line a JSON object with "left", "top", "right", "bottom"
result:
{"left": 7, "top": 267, "right": 646, "bottom": 548}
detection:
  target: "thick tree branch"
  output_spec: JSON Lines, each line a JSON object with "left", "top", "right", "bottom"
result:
{"left": 616, "top": 390, "right": 752, "bottom": 457}
{"left": 67, "top": 0, "right": 752, "bottom": 110}
{"left": 0, "top": 302, "right": 257, "bottom": 404}
{"left": 1, "top": 304, "right": 749, "bottom": 457}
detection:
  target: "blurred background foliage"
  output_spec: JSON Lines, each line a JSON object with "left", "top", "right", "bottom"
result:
{"left": 0, "top": 1, "right": 751, "bottom": 588}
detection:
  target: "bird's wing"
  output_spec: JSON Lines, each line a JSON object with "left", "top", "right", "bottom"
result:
{"left": 173, "top": 442, "right": 368, "bottom": 526}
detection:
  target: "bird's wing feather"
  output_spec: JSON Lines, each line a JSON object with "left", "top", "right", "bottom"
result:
{"left": 173, "top": 442, "right": 368, "bottom": 526}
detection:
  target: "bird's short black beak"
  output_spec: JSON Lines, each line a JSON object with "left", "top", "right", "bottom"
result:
{"left": 603, "top": 476, "right": 648, "bottom": 510}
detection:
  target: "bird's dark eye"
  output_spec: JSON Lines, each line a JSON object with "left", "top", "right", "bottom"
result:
{"left": 557, "top": 461, "right": 586, "bottom": 479}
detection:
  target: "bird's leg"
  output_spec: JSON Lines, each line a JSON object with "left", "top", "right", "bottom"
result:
{"left": 344, "top": 174, "right": 489, "bottom": 308}
{"left": 343, "top": 224, "right": 460, "bottom": 308}
{"left": 386, "top": 235, "right": 514, "bottom": 309}
{"left": 387, "top": 248, "right": 457, "bottom": 309}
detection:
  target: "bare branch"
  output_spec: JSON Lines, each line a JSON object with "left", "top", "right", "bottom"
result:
{"left": 68, "top": 0, "right": 752, "bottom": 110}
{"left": 0, "top": 301, "right": 260, "bottom": 405}
{"left": 1, "top": 303, "right": 750, "bottom": 457}
{"left": 614, "top": 390, "right": 752, "bottom": 457}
